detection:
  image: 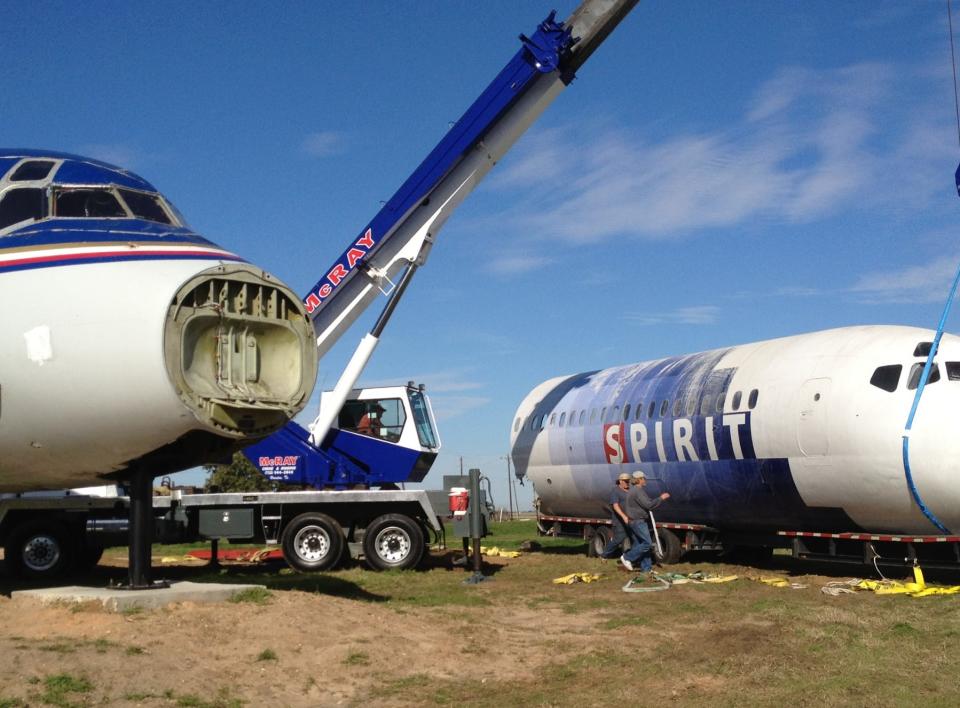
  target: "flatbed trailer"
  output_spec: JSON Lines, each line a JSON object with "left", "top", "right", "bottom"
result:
{"left": 536, "top": 511, "right": 960, "bottom": 570}
{"left": 0, "top": 487, "right": 443, "bottom": 580}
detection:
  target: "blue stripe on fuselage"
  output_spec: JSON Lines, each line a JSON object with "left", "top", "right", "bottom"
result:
{"left": 1, "top": 219, "right": 219, "bottom": 249}
{"left": 518, "top": 349, "right": 858, "bottom": 533}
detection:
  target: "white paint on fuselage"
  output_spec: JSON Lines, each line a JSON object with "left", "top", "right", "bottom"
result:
{"left": 511, "top": 326, "right": 960, "bottom": 534}
{"left": 0, "top": 258, "right": 234, "bottom": 491}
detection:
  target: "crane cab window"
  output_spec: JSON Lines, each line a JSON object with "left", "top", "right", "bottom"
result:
{"left": 907, "top": 363, "right": 940, "bottom": 390}
{"left": 11, "top": 160, "right": 55, "bottom": 181}
{"left": 0, "top": 188, "right": 46, "bottom": 230}
{"left": 870, "top": 364, "right": 902, "bottom": 392}
{"left": 55, "top": 189, "right": 126, "bottom": 218}
{"left": 338, "top": 398, "right": 406, "bottom": 443}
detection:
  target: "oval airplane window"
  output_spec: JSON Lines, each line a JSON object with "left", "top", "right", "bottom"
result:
{"left": 672, "top": 399, "right": 682, "bottom": 417}
{"left": 700, "top": 394, "right": 713, "bottom": 415}
{"left": 589, "top": 409, "right": 597, "bottom": 424}
{"left": 623, "top": 404, "right": 631, "bottom": 420}
{"left": 647, "top": 401, "right": 656, "bottom": 418}
{"left": 635, "top": 402, "right": 644, "bottom": 420}
{"left": 716, "top": 392, "right": 726, "bottom": 412}
{"left": 579, "top": 410, "right": 586, "bottom": 425}
{"left": 549, "top": 413, "right": 556, "bottom": 426}
{"left": 748, "top": 389, "right": 759, "bottom": 409}
{"left": 685, "top": 398, "right": 696, "bottom": 416}
{"left": 610, "top": 405, "right": 619, "bottom": 421}
{"left": 732, "top": 391, "right": 742, "bottom": 410}
{"left": 558, "top": 412, "right": 566, "bottom": 427}
{"left": 600, "top": 407, "right": 607, "bottom": 422}
{"left": 569, "top": 410, "right": 577, "bottom": 426}
{"left": 539, "top": 415, "right": 546, "bottom": 430}
{"left": 659, "top": 400, "right": 668, "bottom": 417}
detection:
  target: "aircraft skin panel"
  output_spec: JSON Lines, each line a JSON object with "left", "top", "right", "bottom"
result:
{"left": 0, "top": 258, "right": 233, "bottom": 490}
{"left": 511, "top": 325, "right": 960, "bottom": 535}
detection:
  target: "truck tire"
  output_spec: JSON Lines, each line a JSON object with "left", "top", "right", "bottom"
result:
{"left": 363, "top": 514, "right": 424, "bottom": 571}
{"left": 4, "top": 519, "right": 76, "bottom": 579}
{"left": 587, "top": 526, "right": 611, "bottom": 558}
{"left": 654, "top": 528, "right": 682, "bottom": 565}
{"left": 281, "top": 513, "right": 344, "bottom": 572}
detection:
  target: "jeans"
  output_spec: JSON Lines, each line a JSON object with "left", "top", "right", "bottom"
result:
{"left": 623, "top": 519, "right": 653, "bottom": 571}
{"left": 601, "top": 520, "right": 629, "bottom": 558}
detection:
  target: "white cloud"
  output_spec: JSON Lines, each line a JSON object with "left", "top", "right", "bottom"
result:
{"left": 483, "top": 61, "right": 949, "bottom": 244}
{"left": 622, "top": 305, "right": 720, "bottom": 326}
{"left": 486, "top": 253, "right": 554, "bottom": 274}
{"left": 302, "top": 131, "right": 344, "bottom": 157}
{"left": 849, "top": 255, "right": 960, "bottom": 304}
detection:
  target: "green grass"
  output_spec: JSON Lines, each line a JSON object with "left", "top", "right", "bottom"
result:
{"left": 343, "top": 650, "right": 370, "bottom": 666}
{"left": 38, "top": 674, "right": 92, "bottom": 707}
{"left": 228, "top": 587, "right": 272, "bottom": 605}
{"left": 256, "top": 648, "right": 277, "bottom": 662}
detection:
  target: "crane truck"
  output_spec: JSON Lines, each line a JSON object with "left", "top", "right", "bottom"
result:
{"left": 0, "top": 0, "right": 640, "bottom": 583}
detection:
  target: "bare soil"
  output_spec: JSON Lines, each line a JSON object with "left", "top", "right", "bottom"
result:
{"left": 1, "top": 548, "right": 958, "bottom": 707}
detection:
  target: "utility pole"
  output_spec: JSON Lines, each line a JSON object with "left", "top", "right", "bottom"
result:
{"left": 502, "top": 455, "right": 515, "bottom": 520}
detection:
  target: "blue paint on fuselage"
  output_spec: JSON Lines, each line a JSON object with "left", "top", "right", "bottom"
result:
{"left": 515, "top": 348, "right": 857, "bottom": 533}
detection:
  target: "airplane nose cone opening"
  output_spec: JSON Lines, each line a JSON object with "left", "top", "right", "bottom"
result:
{"left": 163, "top": 263, "right": 318, "bottom": 438}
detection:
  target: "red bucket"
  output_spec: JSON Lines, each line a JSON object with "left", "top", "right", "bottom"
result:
{"left": 448, "top": 487, "right": 469, "bottom": 516}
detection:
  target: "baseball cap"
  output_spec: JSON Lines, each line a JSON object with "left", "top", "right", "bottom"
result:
{"left": 632, "top": 470, "right": 646, "bottom": 480}
{"left": 617, "top": 472, "right": 631, "bottom": 481}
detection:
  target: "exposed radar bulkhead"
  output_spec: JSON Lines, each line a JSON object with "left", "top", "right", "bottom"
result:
{"left": 164, "top": 263, "right": 318, "bottom": 437}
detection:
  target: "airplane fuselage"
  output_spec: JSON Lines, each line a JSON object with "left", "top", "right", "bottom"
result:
{"left": 510, "top": 326, "right": 960, "bottom": 535}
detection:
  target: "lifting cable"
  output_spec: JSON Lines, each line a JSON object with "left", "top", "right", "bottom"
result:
{"left": 899, "top": 0, "right": 960, "bottom": 535}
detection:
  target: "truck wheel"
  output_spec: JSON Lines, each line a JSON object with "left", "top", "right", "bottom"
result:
{"left": 654, "top": 528, "right": 682, "bottom": 565}
{"left": 587, "top": 526, "right": 611, "bottom": 558}
{"left": 281, "top": 513, "right": 344, "bottom": 572}
{"left": 5, "top": 520, "right": 76, "bottom": 579}
{"left": 363, "top": 514, "right": 424, "bottom": 571}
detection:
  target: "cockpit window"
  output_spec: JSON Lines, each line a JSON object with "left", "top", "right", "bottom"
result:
{"left": 946, "top": 362, "right": 960, "bottom": 381}
{"left": 11, "top": 160, "right": 55, "bottom": 182}
{"left": 118, "top": 189, "right": 172, "bottom": 224}
{"left": 55, "top": 189, "right": 126, "bottom": 218}
{"left": 906, "top": 362, "right": 940, "bottom": 391}
{"left": 869, "top": 364, "right": 902, "bottom": 393}
{"left": 0, "top": 188, "right": 46, "bottom": 230}
{"left": 914, "top": 342, "right": 934, "bottom": 357}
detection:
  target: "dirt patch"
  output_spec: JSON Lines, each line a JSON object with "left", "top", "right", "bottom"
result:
{"left": 1, "top": 551, "right": 958, "bottom": 706}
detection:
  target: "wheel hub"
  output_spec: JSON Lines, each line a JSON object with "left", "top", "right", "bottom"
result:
{"left": 23, "top": 535, "right": 60, "bottom": 572}
{"left": 375, "top": 527, "right": 410, "bottom": 562}
{"left": 295, "top": 526, "right": 329, "bottom": 561}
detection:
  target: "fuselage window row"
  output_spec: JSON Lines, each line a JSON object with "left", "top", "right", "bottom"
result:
{"left": 521, "top": 387, "right": 762, "bottom": 434}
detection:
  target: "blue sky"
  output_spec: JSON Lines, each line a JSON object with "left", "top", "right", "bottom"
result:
{"left": 5, "top": 2, "right": 960, "bottom": 509}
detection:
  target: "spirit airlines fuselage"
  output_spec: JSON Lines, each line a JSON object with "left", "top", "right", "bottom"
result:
{"left": 510, "top": 326, "right": 960, "bottom": 535}
{"left": 0, "top": 150, "right": 317, "bottom": 492}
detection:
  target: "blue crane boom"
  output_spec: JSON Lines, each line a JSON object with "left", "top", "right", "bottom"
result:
{"left": 245, "top": 0, "right": 638, "bottom": 489}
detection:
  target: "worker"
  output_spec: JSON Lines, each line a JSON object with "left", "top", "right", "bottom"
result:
{"left": 600, "top": 472, "right": 632, "bottom": 559}
{"left": 621, "top": 469, "right": 670, "bottom": 573}
{"left": 355, "top": 404, "right": 384, "bottom": 439}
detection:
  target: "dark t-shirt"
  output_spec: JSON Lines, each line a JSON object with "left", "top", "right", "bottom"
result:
{"left": 607, "top": 485, "right": 628, "bottom": 524}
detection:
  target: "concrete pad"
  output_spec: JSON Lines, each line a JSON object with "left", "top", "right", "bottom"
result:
{"left": 11, "top": 581, "right": 265, "bottom": 612}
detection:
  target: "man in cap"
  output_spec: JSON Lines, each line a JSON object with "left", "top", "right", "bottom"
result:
{"left": 621, "top": 469, "right": 670, "bottom": 572}
{"left": 599, "top": 472, "right": 632, "bottom": 559}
